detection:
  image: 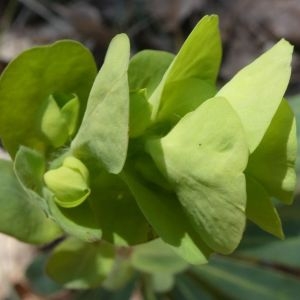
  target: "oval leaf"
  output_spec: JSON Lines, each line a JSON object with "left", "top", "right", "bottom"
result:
{"left": 217, "top": 39, "right": 293, "bottom": 152}
{"left": 0, "top": 40, "right": 97, "bottom": 156}
{"left": 147, "top": 97, "right": 249, "bottom": 253}
{"left": 72, "top": 34, "right": 130, "bottom": 174}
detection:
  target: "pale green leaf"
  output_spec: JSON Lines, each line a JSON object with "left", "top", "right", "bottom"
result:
{"left": 46, "top": 238, "right": 115, "bottom": 289}
{"left": 217, "top": 39, "right": 293, "bottom": 152}
{"left": 147, "top": 97, "right": 248, "bottom": 253}
{"left": 128, "top": 50, "right": 174, "bottom": 96}
{"left": 246, "top": 176, "right": 283, "bottom": 239}
{"left": 149, "top": 15, "right": 221, "bottom": 119}
{"left": 246, "top": 99, "right": 296, "bottom": 204}
{"left": 122, "top": 167, "right": 211, "bottom": 265}
{"left": 0, "top": 160, "right": 62, "bottom": 244}
{"left": 0, "top": 40, "right": 97, "bottom": 156}
{"left": 72, "top": 34, "right": 130, "bottom": 174}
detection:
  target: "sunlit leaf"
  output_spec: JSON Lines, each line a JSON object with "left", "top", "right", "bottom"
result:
{"left": 149, "top": 15, "right": 221, "bottom": 119}
{"left": 147, "top": 97, "right": 248, "bottom": 253}
{"left": 0, "top": 40, "right": 97, "bottom": 156}
{"left": 217, "top": 40, "right": 293, "bottom": 152}
{"left": 72, "top": 34, "right": 130, "bottom": 174}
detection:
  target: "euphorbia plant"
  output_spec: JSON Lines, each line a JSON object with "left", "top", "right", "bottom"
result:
{"left": 0, "top": 15, "right": 296, "bottom": 289}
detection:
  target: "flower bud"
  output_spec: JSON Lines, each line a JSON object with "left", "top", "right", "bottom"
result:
{"left": 44, "top": 156, "right": 90, "bottom": 208}
{"left": 40, "top": 93, "right": 80, "bottom": 148}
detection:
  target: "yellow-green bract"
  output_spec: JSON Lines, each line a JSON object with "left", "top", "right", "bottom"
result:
{"left": 44, "top": 156, "right": 91, "bottom": 208}
{"left": 0, "top": 14, "right": 296, "bottom": 282}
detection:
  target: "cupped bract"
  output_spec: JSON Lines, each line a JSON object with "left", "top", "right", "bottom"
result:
{"left": 44, "top": 156, "right": 91, "bottom": 208}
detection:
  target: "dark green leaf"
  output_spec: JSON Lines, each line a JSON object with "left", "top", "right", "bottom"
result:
{"left": 0, "top": 40, "right": 97, "bottom": 156}
{"left": 0, "top": 159, "right": 62, "bottom": 244}
{"left": 192, "top": 255, "right": 300, "bottom": 300}
{"left": 245, "top": 176, "right": 283, "bottom": 239}
{"left": 122, "top": 167, "right": 211, "bottom": 264}
{"left": 46, "top": 238, "right": 115, "bottom": 289}
{"left": 26, "top": 253, "right": 62, "bottom": 296}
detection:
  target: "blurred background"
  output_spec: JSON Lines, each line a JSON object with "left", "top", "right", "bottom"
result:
{"left": 1, "top": 0, "right": 300, "bottom": 299}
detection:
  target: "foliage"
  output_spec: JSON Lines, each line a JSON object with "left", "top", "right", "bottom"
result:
{"left": 0, "top": 15, "right": 297, "bottom": 295}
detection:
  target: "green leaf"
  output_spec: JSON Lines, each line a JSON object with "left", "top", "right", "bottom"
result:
{"left": 245, "top": 176, "right": 283, "bottom": 238}
{"left": 147, "top": 97, "right": 248, "bottom": 254}
{"left": 246, "top": 99, "right": 296, "bottom": 204}
{"left": 46, "top": 238, "right": 115, "bottom": 289}
{"left": 40, "top": 93, "right": 80, "bottom": 148}
{"left": 131, "top": 239, "right": 189, "bottom": 274}
{"left": 149, "top": 15, "right": 221, "bottom": 119}
{"left": 46, "top": 168, "right": 150, "bottom": 246}
{"left": 46, "top": 193, "right": 103, "bottom": 242}
{"left": 151, "top": 273, "right": 175, "bottom": 293}
{"left": 14, "top": 146, "right": 45, "bottom": 194}
{"left": 288, "top": 96, "right": 300, "bottom": 187}
{"left": 129, "top": 89, "right": 152, "bottom": 137}
{"left": 128, "top": 50, "right": 174, "bottom": 96}
{"left": 122, "top": 167, "right": 211, "bottom": 265}
{"left": 26, "top": 254, "right": 62, "bottom": 296}
{"left": 172, "top": 273, "right": 212, "bottom": 300}
{"left": 192, "top": 255, "right": 300, "bottom": 300}
{"left": 0, "top": 159, "right": 62, "bottom": 244}
{"left": 156, "top": 79, "right": 216, "bottom": 125}
{"left": 242, "top": 236, "right": 300, "bottom": 268}
{"left": 102, "top": 254, "right": 134, "bottom": 290}
{"left": 88, "top": 171, "right": 150, "bottom": 246}
{"left": 0, "top": 40, "right": 97, "bottom": 156}
{"left": 72, "top": 34, "right": 130, "bottom": 174}
{"left": 217, "top": 40, "right": 293, "bottom": 152}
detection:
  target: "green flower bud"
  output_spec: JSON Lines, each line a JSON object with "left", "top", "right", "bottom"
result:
{"left": 40, "top": 93, "right": 80, "bottom": 148}
{"left": 44, "top": 156, "right": 90, "bottom": 208}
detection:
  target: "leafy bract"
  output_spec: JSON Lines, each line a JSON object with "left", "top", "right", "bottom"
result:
{"left": 122, "top": 166, "right": 211, "bottom": 264}
{"left": 129, "top": 90, "right": 152, "bottom": 137}
{"left": 44, "top": 156, "right": 91, "bottom": 208}
{"left": 87, "top": 171, "right": 150, "bottom": 246}
{"left": 0, "top": 40, "right": 97, "bottom": 157}
{"left": 246, "top": 99, "right": 296, "bottom": 204}
{"left": 147, "top": 97, "right": 249, "bottom": 254}
{"left": 128, "top": 50, "right": 174, "bottom": 96}
{"left": 217, "top": 39, "right": 293, "bottom": 152}
{"left": 46, "top": 238, "right": 115, "bottom": 289}
{"left": 246, "top": 177, "right": 283, "bottom": 238}
{"left": 40, "top": 93, "right": 80, "bottom": 148}
{"left": 14, "top": 146, "right": 45, "bottom": 194}
{"left": 149, "top": 15, "right": 221, "bottom": 120}
{"left": 131, "top": 239, "right": 188, "bottom": 274}
{"left": 72, "top": 34, "right": 130, "bottom": 174}
{"left": 0, "top": 159, "right": 62, "bottom": 244}
{"left": 46, "top": 167, "right": 149, "bottom": 245}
